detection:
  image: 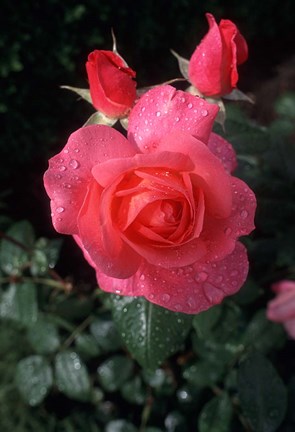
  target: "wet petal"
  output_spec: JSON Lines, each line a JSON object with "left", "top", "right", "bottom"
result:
{"left": 44, "top": 125, "right": 136, "bottom": 234}
{"left": 95, "top": 242, "right": 248, "bottom": 314}
{"left": 77, "top": 181, "right": 142, "bottom": 278}
{"left": 128, "top": 85, "right": 218, "bottom": 151}
{"left": 208, "top": 132, "right": 237, "bottom": 173}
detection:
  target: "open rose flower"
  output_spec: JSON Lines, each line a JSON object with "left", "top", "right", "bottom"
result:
{"left": 86, "top": 50, "right": 137, "bottom": 118}
{"left": 44, "top": 85, "right": 256, "bottom": 314}
{"left": 267, "top": 280, "right": 295, "bottom": 339}
{"left": 188, "top": 13, "right": 248, "bottom": 97}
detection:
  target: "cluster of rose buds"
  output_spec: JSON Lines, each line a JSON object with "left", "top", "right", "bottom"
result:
{"left": 44, "top": 13, "right": 257, "bottom": 315}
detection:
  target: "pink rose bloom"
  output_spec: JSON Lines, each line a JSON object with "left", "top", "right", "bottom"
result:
{"left": 188, "top": 13, "right": 248, "bottom": 97}
{"left": 44, "top": 85, "right": 256, "bottom": 314}
{"left": 267, "top": 280, "right": 295, "bottom": 339}
{"left": 86, "top": 50, "right": 137, "bottom": 118}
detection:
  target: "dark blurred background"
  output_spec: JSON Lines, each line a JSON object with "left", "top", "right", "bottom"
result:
{"left": 1, "top": 0, "right": 295, "bottom": 235}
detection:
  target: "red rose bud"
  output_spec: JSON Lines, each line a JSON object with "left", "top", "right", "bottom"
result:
{"left": 188, "top": 13, "right": 248, "bottom": 97}
{"left": 86, "top": 50, "right": 137, "bottom": 118}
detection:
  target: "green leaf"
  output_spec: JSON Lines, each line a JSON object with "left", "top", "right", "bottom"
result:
{"left": 165, "top": 411, "right": 187, "bottom": 432}
{"left": 183, "top": 359, "right": 224, "bottom": 388}
{"left": 242, "top": 309, "right": 286, "bottom": 354}
{"left": 232, "top": 279, "right": 262, "bottom": 305}
{"left": 0, "top": 282, "right": 38, "bottom": 327}
{"left": 15, "top": 355, "right": 53, "bottom": 406}
{"left": 121, "top": 375, "right": 146, "bottom": 405}
{"left": 61, "top": 85, "right": 92, "bottom": 104}
{"left": 105, "top": 420, "right": 137, "bottom": 432}
{"left": 53, "top": 296, "right": 94, "bottom": 320}
{"left": 145, "top": 429, "right": 163, "bottom": 432}
{"left": 97, "top": 355, "right": 133, "bottom": 392}
{"left": 274, "top": 93, "right": 295, "bottom": 119}
{"left": 142, "top": 368, "right": 175, "bottom": 396}
{"left": 192, "top": 303, "right": 244, "bottom": 365}
{"left": 31, "top": 237, "right": 62, "bottom": 275}
{"left": 90, "top": 316, "right": 122, "bottom": 352}
{"left": 27, "top": 314, "right": 60, "bottom": 354}
{"left": 0, "top": 220, "right": 34, "bottom": 276}
{"left": 110, "top": 295, "right": 192, "bottom": 370}
{"left": 238, "top": 352, "right": 287, "bottom": 432}
{"left": 198, "top": 393, "right": 233, "bottom": 432}
{"left": 192, "top": 304, "right": 222, "bottom": 338}
{"left": 55, "top": 351, "right": 91, "bottom": 401}
{"left": 176, "top": 384, "right": 202, "bottom": 408}
{"left": 75, "top": 333, "right": 101, "bottom": 358}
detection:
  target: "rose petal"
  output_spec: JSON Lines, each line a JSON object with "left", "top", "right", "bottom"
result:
{"left": 44, "top": 125, "right": 137, "bottom": 234}
{"left": 220, "top": 20, "right": 248, "bottom": 66}
{"left": 77, "top": 180, "right": 142, "bottom": 278}
{"left": 272, "top": 280, "right": 295, "bottom": 294}
{"left": 156, "top": 131, "right": 232, "bottom": 218}
{"left": 96, "top": 242, "right": 248, "bottom": 314}
{"left": 218, "top": 19, "right": 240, "bottom": 90}
{"left": 122, "top": 232, "right": 207, "bottom": 268}
{"left": 267, "top": 289, "right": 295, "bottom": 322}
{"left": 200, "top": 176, "right": 256, "bottom": 261}
{"left": 128, "top": 85, "right": 218, "bottom": 151}
{"left": 92, "top": 150, "right": 193, "bottom": 187}
{"left": 207, "top": 132, "right": 237, "bottom": 173}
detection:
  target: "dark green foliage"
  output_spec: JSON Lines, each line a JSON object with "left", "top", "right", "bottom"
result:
{"left": 238, "top": 353, "right": 287, "bottom": 432}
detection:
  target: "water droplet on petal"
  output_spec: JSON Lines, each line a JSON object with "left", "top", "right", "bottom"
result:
{"left": 187, "top": 103, "right": 193, "bottom": 109}
{"left": 56, "top": 207, "right": 64, "bottom": 213}
{"left": 69, "top": 159, "right": 79, "bottom": 169}
{"left": 187, "top": 297, "right": 196, "bottom": 308}
{"left": 59, "top": 165, "right": 67, "bottom": 172}
{"left": 215, "top": 275, "right": 223, "bottom": 284}
{"left": 203, "top": 282, "right": 223, "bottom": 303}
{"left": 224, "top": 227, "right": 232, "bottom": 236}
{"left": 175, "top": 117, "right": 180, "bottom": 122}
{"left": 240, "top": 210, "right": 248, "bottom": 219}
{"left": 201, "top": 109, "right": 208, "bottom": 117}
{"left": 139, "top": 274, "right": 145, "bottom": 281}
{"left": 195, "top": 271, "right": 208, "bottom": 282}
{"left": 162, "top": 293, "right": 171, "bottom": 303}
{"left": 74, "top": 148, "right": 79, "bottom": 153}
{"left": 64, "top": 149, "right": 69, "bottom": 154}
{"left": 156, "top": 111, "right": 161, "bottom": 117}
